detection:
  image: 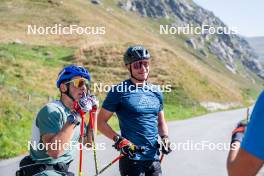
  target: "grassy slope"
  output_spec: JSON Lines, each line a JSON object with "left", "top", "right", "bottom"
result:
{"left": 0, "top": 0, "right": 263, "bottom": 158}
{"left": 0, "top": 43, "right": 74, "bottom": 158}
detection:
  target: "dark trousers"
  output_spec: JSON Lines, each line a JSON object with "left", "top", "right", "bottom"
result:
{"left": 119, "top": 156, "right": 162, "bottom": 176}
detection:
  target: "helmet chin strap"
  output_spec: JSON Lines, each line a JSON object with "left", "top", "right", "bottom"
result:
{"left": 62, "top": 85, "right": 90, "bottom": 102}
{"left": 129, "top": 65, "right": 148, "bottom": 82}
{"left": 63, "top": 84, "right": 75, "bottom": 102}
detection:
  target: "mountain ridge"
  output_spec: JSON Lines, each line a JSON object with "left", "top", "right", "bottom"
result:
{"left": 247, "top": 36, "right": 264, "bottom": 63}
{"left": 117, "top": 0, "right": 264, "bottom": 79}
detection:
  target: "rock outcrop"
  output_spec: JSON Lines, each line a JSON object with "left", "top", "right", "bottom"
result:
{"left": 118, "top": 0, "right": 264, "bottom": 79}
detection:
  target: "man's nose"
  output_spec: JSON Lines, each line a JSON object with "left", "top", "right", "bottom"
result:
{"left": 140, "top": 65, "right": 147, "bottom": 72}
{"left": 79, "top": 84, "right": 87, "bottom": 91}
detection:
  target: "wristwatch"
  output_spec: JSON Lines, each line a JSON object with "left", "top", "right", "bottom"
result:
{"left": 67, "top": 113, "right": 80, "bottom": 126}
{"left": 113, "top": 135, "right": 121, "bottom": 143}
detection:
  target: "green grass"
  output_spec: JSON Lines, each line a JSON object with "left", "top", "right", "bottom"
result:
{"left": 0, "top": 43, "right": 75, "bottom": 66}
{"left": 0, "top": 98, "right": 33, "bottom": 158}
{"left": 0, "top": 0, "right": 263, "bottom": 159}
{"left": 0, "top": 41, "right": 262, "bottom": 159}
{"left": 0, "top": 43, "right": 211, "bottom": 158}
{"left": 0, "top": 43, "right": 75, "bottom": 158}
{"left": 0, "top": 42, "right": 262, "bottom": 159}
{"left": 163, "top": 88, "right": 207, "bottom": 120}
{"left": 164, "top": 104, "right": 207, "bottom": 120}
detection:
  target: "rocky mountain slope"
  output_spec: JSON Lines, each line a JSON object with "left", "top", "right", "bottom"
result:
{"left": 118, "top": 0, "right": 264, "bottom": 79}
{"left": 247, "top": 36, "right": 264, "bottom": 63}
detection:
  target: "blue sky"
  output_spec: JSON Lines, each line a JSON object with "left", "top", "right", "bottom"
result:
{"left": 193, "top": 0, "right": 264, "bottom": 37}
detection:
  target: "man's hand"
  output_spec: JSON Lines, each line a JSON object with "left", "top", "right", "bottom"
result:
{"left": 87, "top": 94, "right": 99, "bottom": 108}
{"left": 160, "top": 135, "right": 172, "bottom": 155}
{"left": 113, "top": 135, "right": 138, "bottom": 158}
{"left": 77, "top": 94, "right": 99, "bottom": 113}
{"left": 231, "top": 119, "right": 248, "bottom": 144}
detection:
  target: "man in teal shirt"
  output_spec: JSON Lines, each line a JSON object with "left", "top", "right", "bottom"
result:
{"left": 16, "top": 65, "right": 98, "bottom": 176}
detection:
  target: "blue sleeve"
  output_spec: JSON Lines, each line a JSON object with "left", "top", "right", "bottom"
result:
{"left": 159, "top": 91, "right": 164, "bottom": 112}
{"left": 241, "top": 91, "right": 264, "bottom": 160}
{"left": 102, "top": 86, "right": 121, "bottom": 112}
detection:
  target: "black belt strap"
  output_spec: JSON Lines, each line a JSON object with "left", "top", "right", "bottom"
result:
{"left": 16, "top": 161, "right": 73, "bottom": 176}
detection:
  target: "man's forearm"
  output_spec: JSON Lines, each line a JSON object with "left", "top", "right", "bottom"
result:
{"left": 227, "top": 141, "right": 241, "bottom": 171}
{"left": 98, "top": 121, "right": 118, "bottom": 141}
{"left": 46, "top": 122, "right": 76, "bottom": 158}
{"left": 158, "top": 111, "right": 169, "bottom": 137}
{"left": 158, "top": 122, "right": 169, "bottom": 137}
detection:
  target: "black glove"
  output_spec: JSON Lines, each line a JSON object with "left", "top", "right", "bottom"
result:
{"left": 159, "top": 135, "right": 172, "bottom": 155}
{"left": 113, "top": 135, "right": 139, "bottom": 158}
{"left": 231, "top": 119, "right": 248, "bottom": 144}
{"left": 67, "top": 111, "right": 80, "bottom": 126}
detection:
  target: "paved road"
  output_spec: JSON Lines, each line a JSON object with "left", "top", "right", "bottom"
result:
{"left": 1, "top": 108, "right": 261, "bottom": 176}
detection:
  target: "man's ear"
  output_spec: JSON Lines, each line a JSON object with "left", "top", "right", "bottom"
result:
{"left": 60, "top": 83, "right": 67, "bottom": 93}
